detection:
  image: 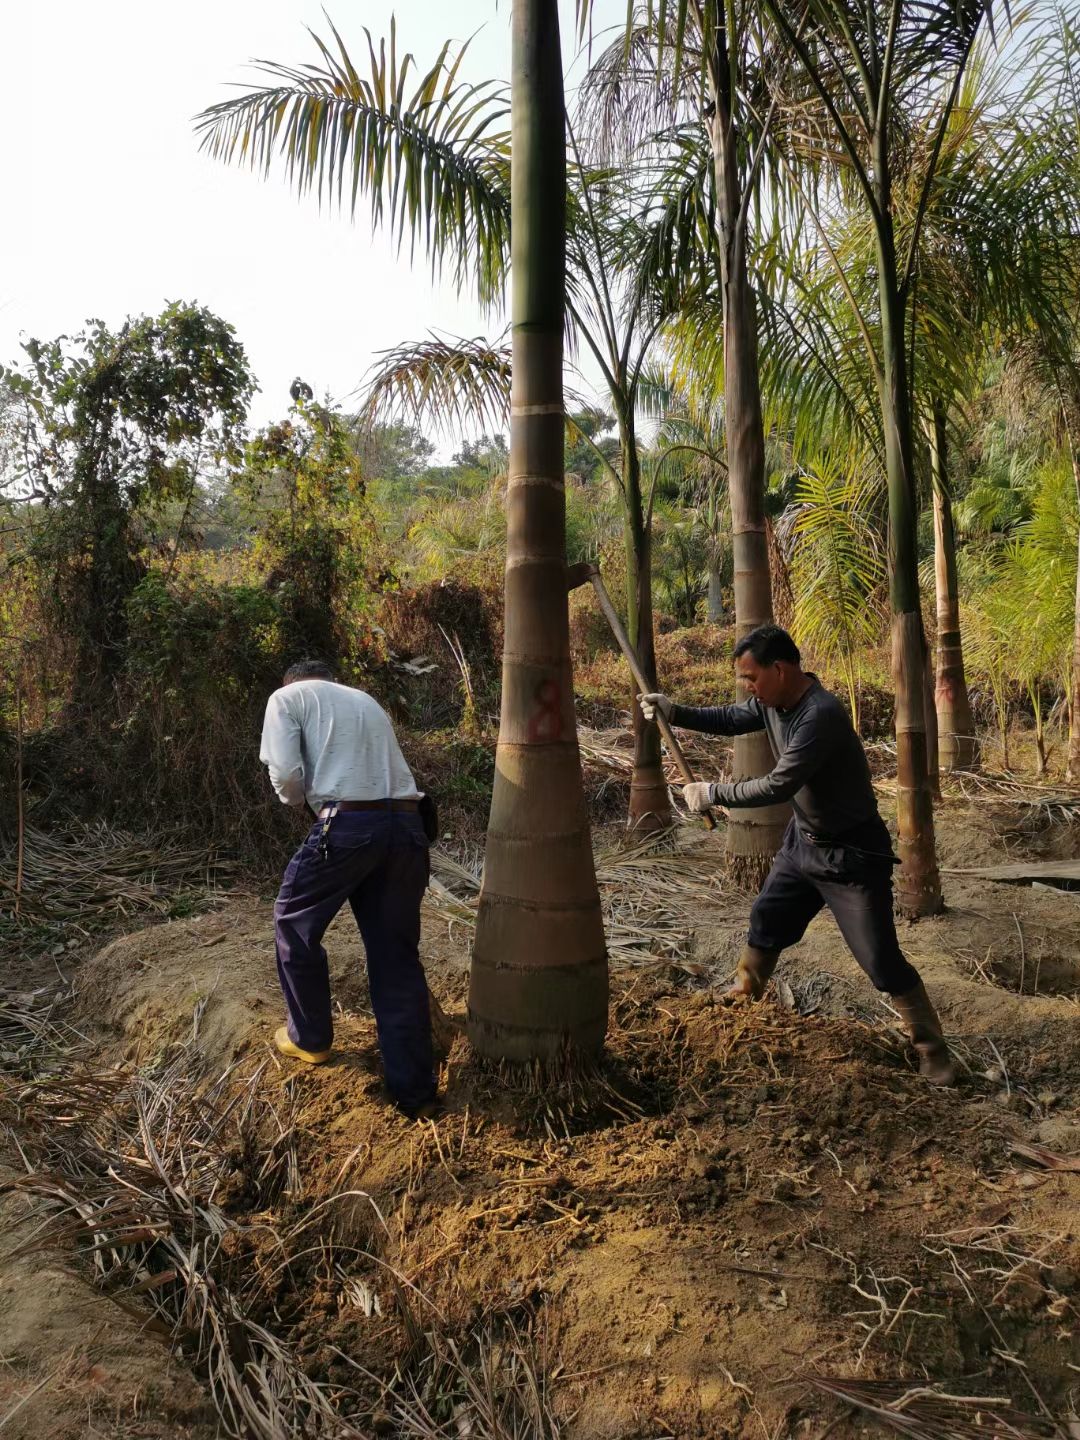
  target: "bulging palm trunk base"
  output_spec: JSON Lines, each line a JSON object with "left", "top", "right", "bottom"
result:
{"left": 469, "top": 742, "right": 609, "bottom": 1064}
{"left": 628, "top": 704, "right": 672, "bottom": 835}
{"left": 726, "top": 731, "right": 788, "bottom": 890}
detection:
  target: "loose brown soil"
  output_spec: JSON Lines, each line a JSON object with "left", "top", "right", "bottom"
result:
{"left": 3, "top": 794, "right": 1080, "bottom": 1438}
{"left": 0, "top": 1172, "right": 217, "bottom": 1439}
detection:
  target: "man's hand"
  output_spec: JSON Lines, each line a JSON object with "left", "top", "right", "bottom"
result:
{"left": 638, "top": 692, "right": 673, "bottom": 722}
{"left": 682, "top": 781, "right": 715, "bottom": 814}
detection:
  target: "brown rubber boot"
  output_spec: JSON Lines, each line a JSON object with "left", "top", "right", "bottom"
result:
{"left": 725, "top": 945, "right": 781, "bottom": 1001}
{"left": 891, "top": 981, "right": 956, "bottom": 1087}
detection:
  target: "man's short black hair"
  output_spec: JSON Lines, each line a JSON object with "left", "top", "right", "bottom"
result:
{"left": 733, "top": 624, "right": 801, "bottom": 667}
{"left": 282, "top": 659, "right": 336, "bottom": 685}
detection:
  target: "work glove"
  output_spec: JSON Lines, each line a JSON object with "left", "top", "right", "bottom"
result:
{"left": 682, "top": 781, "right": 716, "bottom": 814}
{"left": 638, "top": 692, "right": 673, "bottom": 722}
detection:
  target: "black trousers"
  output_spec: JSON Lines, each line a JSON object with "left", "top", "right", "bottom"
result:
{"left": 747, "top": 818, "right": 920, "bottom": 995}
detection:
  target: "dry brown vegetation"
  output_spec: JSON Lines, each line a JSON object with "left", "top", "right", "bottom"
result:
{"left": 2, "top": 784, "right": 1079, "bottom": 1439}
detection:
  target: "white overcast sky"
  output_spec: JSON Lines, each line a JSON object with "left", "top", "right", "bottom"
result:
{"left": 2, "top": 0, "right": 622, "bottom": 432}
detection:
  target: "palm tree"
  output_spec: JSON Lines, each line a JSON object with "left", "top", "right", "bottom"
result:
{"left": 470, "top": 0, "right": 607, "bottom": 1061}
{"left": 361, "top": 160, "right": 698, "bottom": 831}
{"left": 915, "top": 48, "right": 1080, "bottom": 775}
{"left": 1041, "top": 4, "right": 1080, "bottom": 782}
{"left": 198, "top": 6, "right": 608, "bottom": 1062}
{"left": 582, "top": 7, "right": 794, "bottom": 885}
{"left": 198, "top": 21, "right": 694, "bottom": 834}
{"left": 927, "top": 403, "right": 976, "bottom": 768}
{"left": 752, "top": 0, "right": 1018, "bottom": 914}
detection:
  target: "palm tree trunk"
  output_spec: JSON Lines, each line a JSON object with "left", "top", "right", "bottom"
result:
{"left": 468, "top": 0, "right": 607, "bottom": 1063}
{"left": 706, "top": 565, "right": 725, "bottom": 622}
{"left": 1065, "top": 423, "right": 1080, "bottom": 784}
{"left": 707, "top": 30, "right": 789, "bottom": 887}
{"left": 622, "top": 433, "right": 672, "bottom": 832}
{"left": 998, "top": 682, "right": 1011, "bottom": 771}
{"left": 876, "top": 219, "right": 942, "bottom": 918}
{"left": 1030, "top": 686, "right": 1047, "bottom": 777}
{"left": 929, "top": 403, "right": 977, "bottom": 771}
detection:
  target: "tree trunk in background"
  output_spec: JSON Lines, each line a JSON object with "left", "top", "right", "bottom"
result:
{"left": 706, "top": 566, "right": 725, "bottom": 622}
{"left": 1069, "top": 535, "right": 1080, "bottom": 782}
{"left": 1064, "top": 411, "right": 1080, "bottom": 784}
{"left": 622, "top": 433, "right": 672, "bottom": 832}
{"left": 876, "top": 216, "right": 942, "bottom": 917}
{"left": 707, "top": 29, "right": 789, "bottom": 887}
{"left": 468, "top": 0, "right": 608, "bottom": 1063}
{"left": 929, "top": 403, "right": 977, "bottom": 771}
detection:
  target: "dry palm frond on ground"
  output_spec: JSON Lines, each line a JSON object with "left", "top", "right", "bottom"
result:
{"left": 806, "top": 1377, "right": 1068, "bottom": 1440}
{"left": 940, "top": 771, "right": 1080, "bottom": 824}
{"left": 429, "top": 832, "right": 722, "bottom": 969}
{"left": 578, "top": 724, "right": 727, "bottom": 791}
{"left": 0, "top": 823, "right": 235, "bottom": 935}
{"left": 0, "top": 997, "right": 561, "bottom": 1440}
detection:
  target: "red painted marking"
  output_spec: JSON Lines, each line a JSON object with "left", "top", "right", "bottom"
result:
{"left": 527, "top": 678, "right": 564, "bottom": 742}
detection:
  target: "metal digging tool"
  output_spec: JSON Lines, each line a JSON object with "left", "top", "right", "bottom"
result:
{"left": 567, "top": 561, "right": 717, "bottom": 830}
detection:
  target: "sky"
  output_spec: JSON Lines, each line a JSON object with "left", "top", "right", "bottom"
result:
{"left": 2, "top": 0, "right": 622, "bottom": 434}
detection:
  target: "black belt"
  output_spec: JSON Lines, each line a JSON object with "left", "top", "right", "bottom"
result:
{"left": 800, "top": 825, "right": 896, "bottom": 863}
{"left": 318, "top": 799, "right": 420, "bottom": 817}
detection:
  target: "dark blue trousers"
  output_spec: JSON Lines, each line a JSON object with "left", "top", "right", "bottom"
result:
{"left": 274, "top": 810, "right": 435, "bottom": 1110}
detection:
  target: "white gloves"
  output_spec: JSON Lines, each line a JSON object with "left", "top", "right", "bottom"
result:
{"left": 637, "top": 692, "right": 673, "bottom": 722}
{"left": 682, "top": 781, "right": 715, "bottom": 814}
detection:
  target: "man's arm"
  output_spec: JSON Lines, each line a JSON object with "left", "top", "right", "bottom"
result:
{"left": 708, "top": 710, "right": 825, "bottom": 808}
{"left": 259, "top": 692, "right": 307, "bottom": 807}
{"left": 671, "top": 699, "right": 766, "bottom": 736}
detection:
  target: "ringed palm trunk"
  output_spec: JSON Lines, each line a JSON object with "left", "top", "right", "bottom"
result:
{"left": 1067, "top": 437, "right": 1080, "bottom": 784}
{"left": 707, "top": 565, "right": 725, "bottom": 622}
{"left": 468, "top": 0, "right": 608, "bottom": 1063}
{"left": 708, "top": 45, "right": 789, "bottom": 886}
{"left": 875, "top": 216, "right": 942, "bottom": 917}
{"left": 622, "top": 431, "right": 672, "bottom": 832}
{"left": 929, "top": 402, "right": 977, "bottom": 771}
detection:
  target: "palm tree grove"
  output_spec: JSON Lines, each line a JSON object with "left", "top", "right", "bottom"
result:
{"left": 4, "top": 0, "right": 1080, "bottom": 1434}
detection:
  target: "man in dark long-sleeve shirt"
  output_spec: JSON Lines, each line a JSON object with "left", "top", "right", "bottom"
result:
{"left": 640, "top": 624, "right": 954, "bottom": 1086}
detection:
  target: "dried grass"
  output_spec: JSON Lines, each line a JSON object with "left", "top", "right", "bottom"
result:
{"left": 362, "top": 1305, "right": 563, "bottom": 1440}
{"left": 0, "top": 1026, "right": 332, "bottom": 1439}
{"left": 0, "top": 992, "right": 564, "bottom": 1440}
{"left": 0, "top": 823, "right": 234, "bottom": 937}
{"left": 427, "top": 832, "right": 722, "bottom": 971}
{"left": 805, "top": 1377, "right": 1067, "bottom": 1440}
{"left": 939, "top": 771, "right": 1080, "bottom": 824}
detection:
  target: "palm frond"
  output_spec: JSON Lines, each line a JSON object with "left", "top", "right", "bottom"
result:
{"left": 357, "top": 333, "right": 511, "bottom": 437}
{"left": 195, "top": 19, "right": 511, "bottom": 304}
{"left": 577, "top": 13, "right": 700, "bottom": 163}
{"left": 783, "top": 452, "right": 887, "bottom": 719}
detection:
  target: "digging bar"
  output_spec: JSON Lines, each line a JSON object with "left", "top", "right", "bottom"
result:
{"left": 567, "top": 561, "right": 717, "bottom": 831}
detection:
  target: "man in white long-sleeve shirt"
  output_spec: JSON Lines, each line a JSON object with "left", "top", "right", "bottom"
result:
{"left": 260, "top": 659, "right": 436, "bottom": 1117}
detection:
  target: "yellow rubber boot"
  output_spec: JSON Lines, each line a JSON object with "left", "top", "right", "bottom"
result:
{"left": 274, "top": 1026, "right": 332, "bottom": 1065}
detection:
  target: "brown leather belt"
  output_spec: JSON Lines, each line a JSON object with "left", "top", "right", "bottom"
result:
{"left": 318, "top": 799, "right": 420, "bottom": 817}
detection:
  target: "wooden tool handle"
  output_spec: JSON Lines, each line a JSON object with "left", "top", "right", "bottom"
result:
{"left": 586, "top": 568, "right": 717, "bottom": 831}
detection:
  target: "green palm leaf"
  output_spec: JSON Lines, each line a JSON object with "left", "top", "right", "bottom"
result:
{"left": 784, "top": 453, "right": 886, "bottom": 722}
{"left": 357, "top": 333, "right": 512, "bottom": 437}
{"left": 195, "top": 18, "right": 511, "bottom": 304}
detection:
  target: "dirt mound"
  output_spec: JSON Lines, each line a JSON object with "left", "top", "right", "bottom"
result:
{"left": 0, "top": 1163, "right": 216, "bottom": 1439}
{"left": 66, "top": 812, "right": 1080, "bottom": 1437}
